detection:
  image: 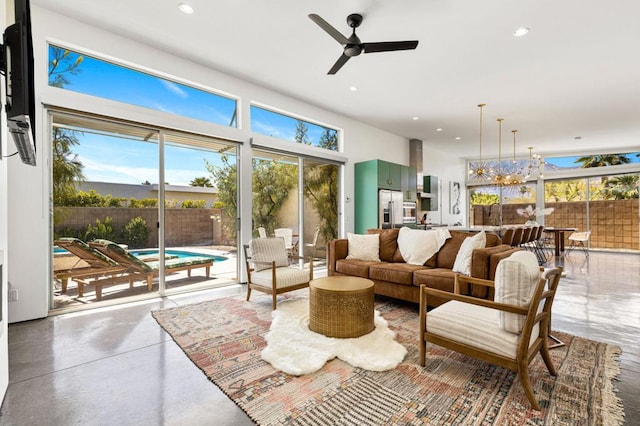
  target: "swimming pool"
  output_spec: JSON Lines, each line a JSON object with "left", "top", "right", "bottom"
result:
{"left": 129, "top": 249, "right": 227, "bottom": 262}
{"left": 53, "top": 246, "right": 227, "bottom": 262}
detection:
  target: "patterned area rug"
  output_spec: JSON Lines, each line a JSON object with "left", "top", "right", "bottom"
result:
{"left": 152, "top": 293, "right": 624, "bottom": 425}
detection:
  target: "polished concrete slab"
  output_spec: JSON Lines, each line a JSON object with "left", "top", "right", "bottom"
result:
{"left": 1, "top": 251, "right": 638, "bottom": 425}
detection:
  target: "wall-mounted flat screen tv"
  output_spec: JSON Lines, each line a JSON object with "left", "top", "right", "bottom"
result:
{"left": 3, "top": 0, "right": 36, "bottom": 166}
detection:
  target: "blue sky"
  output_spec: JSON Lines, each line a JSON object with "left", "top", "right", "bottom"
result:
{"left": 49, "top": 45, "right": 337, "bottom": 185}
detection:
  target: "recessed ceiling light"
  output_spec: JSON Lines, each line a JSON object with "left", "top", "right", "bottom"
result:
{"left": 178, "top": 3, "right": 194, "bottom": 14}
{"left": 412, "top": 117, "right": 419, "bottom": 121}
{"left": 513, "top": 27, "right": 530, "bottom": 37}
{"left": 349, "top": 86, "right": 358, "bottom": 92}
{"left": 455, "top": 137, "right": 461, "bottom": 140}
{"left": 436, "top": 128, "right": 443, "bottom": 132}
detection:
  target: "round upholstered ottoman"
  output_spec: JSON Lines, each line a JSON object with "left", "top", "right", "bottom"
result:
{"left": 308, "top": 276, "right": 375, "bottom": 338}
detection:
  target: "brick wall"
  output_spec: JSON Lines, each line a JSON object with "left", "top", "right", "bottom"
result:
{"left": 54, "top": 207, "right": 234, "bottom": 247}
{"left": 472, "top": 199, "right": 639, "bottom": 250}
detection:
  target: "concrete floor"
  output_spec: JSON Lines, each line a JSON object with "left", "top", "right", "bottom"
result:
{"left": 1, "top": 251, "right": 638, "bottom": 425}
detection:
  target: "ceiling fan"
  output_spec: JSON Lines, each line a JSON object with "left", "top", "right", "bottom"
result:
{"left": 308, "top": 13, "right": 419, "bottom": 75}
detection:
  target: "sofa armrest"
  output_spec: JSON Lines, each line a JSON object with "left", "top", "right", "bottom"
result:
{"left": 468, "top": 244, "right": 520, "bottom": 300}
{"left": 470, "top": 244, "right": 516, "bottom": 280}
{"left": 327, "top": 238, "right": 349, "bottom": 275}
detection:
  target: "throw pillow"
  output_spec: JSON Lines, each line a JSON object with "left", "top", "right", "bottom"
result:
{"left": 397, "top": 227, "right": 451, "bottom": 266}
{"left": 495, "top": 250, "right": 541, "bottom": 333}
{"left": 452, "top": 231, "right": 486, "bottom": 276}
{"left": 250, "top": 238, "right": 290, "bottom": 271}
{"left": 346, "top": 233, "right": 380, "bottom": 262}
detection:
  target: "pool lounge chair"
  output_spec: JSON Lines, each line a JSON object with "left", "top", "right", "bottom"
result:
{"left": 53, "top": 237, "right": 128, "bottom": 294}
{"left": 82, "top": 239, "right": 214, "bottom": 300}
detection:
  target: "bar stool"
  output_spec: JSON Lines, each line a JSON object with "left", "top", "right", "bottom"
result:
{"left": 510, "top": 228, "right": 524, "bottom": 247}
{"left": 501, "top": 228, "right": 515, "bottom": 246}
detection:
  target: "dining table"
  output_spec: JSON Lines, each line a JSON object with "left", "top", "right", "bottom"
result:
{"left": 543, "top": 227, "right": 577, "bottom": 257}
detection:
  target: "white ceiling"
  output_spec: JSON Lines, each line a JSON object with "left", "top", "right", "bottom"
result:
{"left": 33, "top": 0, "right": 640, "bottom": 159}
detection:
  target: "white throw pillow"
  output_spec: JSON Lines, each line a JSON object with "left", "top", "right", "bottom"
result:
{"left": 346, "top": 233, "right": 380, "bottom": 262}
{"left": 452, "top": 231, "right": 487, "bottom": 276}
{"left": 495, "top": 251, "right": 541, "bottom": 334}
{"left": 250, "top": 238, "right": 290, "bottom": 271}
{"left": 397, "top": 227, "right": 451, "bottom": 265}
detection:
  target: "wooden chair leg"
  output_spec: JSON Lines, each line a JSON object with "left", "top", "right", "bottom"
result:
{"left": 518, "top": 360, "right": 540, "bottom": 411}
{"left": 272, "top": 293, "right": 277, "bottom": 310}
{"left": 419, "top": 287, "right": 427, "bottom": 366}
{"left": 540, "top": 344, "right": 557, "bottom": 376}
{"left": 246, "top": 285, "right": 251, "bottom": 301}
{"left": 61, "top": 277, "right": 68, "bottom": 293}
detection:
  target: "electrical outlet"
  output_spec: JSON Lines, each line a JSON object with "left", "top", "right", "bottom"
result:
{"left": 8, "top": 289, "right": 18, "bottom": 302}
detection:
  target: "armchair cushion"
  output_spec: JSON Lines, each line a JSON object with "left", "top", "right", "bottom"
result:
{"left": 251, "top": 238, "right": 290, "bottom": 271}
{"left": 426, "top": 300, "right": 539, "bottom": 359}
{"left": 346, "top": 233, "right": 380, "bottom": 262}
{"left": 452, "top": 231, "right": 486, "bottom": 276}
{"left": 494, "top": 251, "right": 540, "bottom": 333}
{"left": 249, "top": 267, "right": 312, "bottom": 289}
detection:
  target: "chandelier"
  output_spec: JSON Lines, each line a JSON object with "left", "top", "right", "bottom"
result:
{"left": 468, "top": 103, "right": 493, "bottom": 184}
{"left": 491, "top": 118, "right": 510, "bottom": 186}
{"left": 505, "top": 130, "right": 527, "bottom": 185}
{"left": 468, "top": 103, "right": 546, "bottom": 186}
{"left": 525, "top": 146, "right": 546, "bottom": 179}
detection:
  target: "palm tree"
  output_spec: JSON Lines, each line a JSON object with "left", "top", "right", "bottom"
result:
{"left": 603, "top": 175, "right": 639, "bottom": 199}
{"left": 189, "top": 177, "right": 213, "bottom": 187}
{"left": 575, "top": 154, "right": 631, "bottom": 168}
{"left": 575, "top": 154, "right": 631, "bottom": 186}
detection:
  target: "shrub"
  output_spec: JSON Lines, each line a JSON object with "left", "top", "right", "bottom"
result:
{"left": 128, "top": 198, "right": 158, "bottom": 208}
{"left": 121, "top": 216, "right": 150, "bottom": 248}
{"left": 181, "top": 199, "right": 206, "bottom": 208}
{"left": 84, "top": 217, "right": 117, "bottom": 242}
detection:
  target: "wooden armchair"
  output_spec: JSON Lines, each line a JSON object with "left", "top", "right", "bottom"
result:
{"left": 243, "top": 237, "right": 313, "bottom": 309}
{"left": 419, "top": 251, "right": 562, "bottom": 410}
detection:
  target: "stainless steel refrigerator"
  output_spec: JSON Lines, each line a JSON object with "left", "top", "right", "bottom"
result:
{"left": 379, "top": 189, "right": 404, "bottom": 228}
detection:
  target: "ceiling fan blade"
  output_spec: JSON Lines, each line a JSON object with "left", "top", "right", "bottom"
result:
{"left": 308, "top": 14, "right": 350, "bottom": 45}
{"left": 362, "top": 40, "right": 419, "bottom": 53}
{"left": 328, "top": 54, "right": 351, "bottom": 75}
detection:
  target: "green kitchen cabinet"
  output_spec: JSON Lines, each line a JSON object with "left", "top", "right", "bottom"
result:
{"left": 403, "top": 166, "right": 417, "bottom": 202}
{"left": 377, "top": 160, "right": 402, "bottom": 190}
{"left": 419, "top": 175, "right": 438, "bottom": 211}
{"left": 355, "top": 160, "right": 417, "bottom": 234}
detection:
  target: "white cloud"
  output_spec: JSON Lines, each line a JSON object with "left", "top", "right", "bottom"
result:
{"left": 161, "top": 80, "right": 188, "bottom": 99}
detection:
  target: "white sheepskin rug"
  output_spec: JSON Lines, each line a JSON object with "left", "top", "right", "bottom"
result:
{"left": 261, "top": 299, "right": 407, "bottom": 375}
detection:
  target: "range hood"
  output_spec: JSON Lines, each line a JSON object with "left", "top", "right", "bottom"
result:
{"left": 409, "top": 139, "right": 423, "bottom": 192}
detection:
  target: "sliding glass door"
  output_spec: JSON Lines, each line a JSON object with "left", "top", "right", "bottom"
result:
{"left": 251, "top": 149, "right": 339, "bottom": 265}
{"left": 51, "top": 112, "right": 240, "bottom": 311}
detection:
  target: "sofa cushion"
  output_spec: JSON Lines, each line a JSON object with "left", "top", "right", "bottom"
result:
{"left": 346, "top": 233, "right": 380, "bottom": 262}
{"left": 366, "top": 228, "right": 399, "bottom": 262}
{"left": 335, "top": 259, "right": 378, "bottom": 278}
{"left": 436, "top": 231, "right": 468, "bottom": 269}
{"left": 495, "top": 251, "right": 540, "bottom": 334}
{"left": 397, "top": 227, "right": 451, "bottom": 265}
{"left": 369, "top": 262, "right": 429, "bottom": 286}
{"left": 414, "top": 268, "right": 457, "bottom": 292}
{"left": 452, "top": 231, "right": 487, "bottom": 276}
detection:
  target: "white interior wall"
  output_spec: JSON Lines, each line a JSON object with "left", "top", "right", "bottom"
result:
{"left": 6, "top": 6, "right": 420, "bottom": 322}
{"left": 1, "top": 0, "right": 11, "bottom": 404}
{"left": 422, "top": 144, "right": 467, "bottom": 226}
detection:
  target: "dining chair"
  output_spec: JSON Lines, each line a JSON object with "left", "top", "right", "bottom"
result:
{"left": 566, "top": 231, "right": 591, "bottom": 257}
{"left": 257, "top": 226, "right": 267, "bottom": 238}
{"left": 274, "top": 228, "right": 295, "bottom": 254}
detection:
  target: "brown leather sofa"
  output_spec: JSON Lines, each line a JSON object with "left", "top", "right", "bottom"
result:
{"left": 327, "top": 228, "right": 520, "bottom": 307}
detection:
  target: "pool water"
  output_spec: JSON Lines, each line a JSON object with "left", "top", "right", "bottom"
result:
{"left": 129, "top": 249, "right": 227, "bottom": 262}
